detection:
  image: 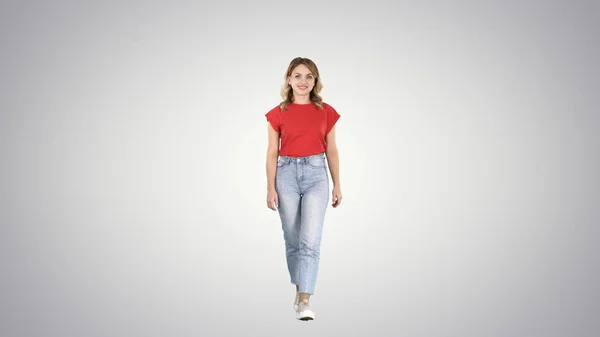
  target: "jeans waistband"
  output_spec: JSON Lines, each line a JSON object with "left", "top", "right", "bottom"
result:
{"left": 278, "top": 152, "right": 325, "bottom": 164}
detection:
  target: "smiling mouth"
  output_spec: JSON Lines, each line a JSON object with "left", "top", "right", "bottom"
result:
{"left": 298, "top": 86, "right": 308, "bottom": 90}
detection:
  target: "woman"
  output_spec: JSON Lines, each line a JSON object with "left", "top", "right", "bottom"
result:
{"left": 265, "top": 57, "right": 342, "bottom": 321}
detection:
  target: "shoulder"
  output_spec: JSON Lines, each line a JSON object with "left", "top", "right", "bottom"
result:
{"left": 321, "top": 102, "right": 337, "bottom": 111}
{"left": 321, "top": 102, "right": 339, "bottom": 115}
{"left": 266, "top": 104, "right": 282, "bottom": 116}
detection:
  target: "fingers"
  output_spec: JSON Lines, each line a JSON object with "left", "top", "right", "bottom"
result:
{"left": 267, "top": 198, "right": 278, "bottom": 211}
{"left": 332, "top": 193, "right": 342, "bottom": 208}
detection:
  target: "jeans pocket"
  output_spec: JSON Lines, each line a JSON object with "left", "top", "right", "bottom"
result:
{"left": 308, "top": 156, "right": 325, "bottom": 168}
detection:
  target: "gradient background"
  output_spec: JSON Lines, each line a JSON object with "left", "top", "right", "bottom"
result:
{"left": 1, "top": 0, "right": 599, "bottom": 336}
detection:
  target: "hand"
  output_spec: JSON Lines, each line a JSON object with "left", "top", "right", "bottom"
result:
{"left": 266, "top": 189, "right": 278, "bottom": 211}
{"left": 332, "top": 186, "right": 342, "bottom": 208}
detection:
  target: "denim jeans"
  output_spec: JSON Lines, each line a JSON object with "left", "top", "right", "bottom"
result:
{"left": 275, "top": 152, "right": 329, "bottom": 295}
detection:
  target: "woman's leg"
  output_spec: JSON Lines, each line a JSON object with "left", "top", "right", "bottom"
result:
{"left": 297, "top": 156, "right": 329, "bottom": 300}
{"left": 275, "top": 160, "right": 302, "bottom": 286}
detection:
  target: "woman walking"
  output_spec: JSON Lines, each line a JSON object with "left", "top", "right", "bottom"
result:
{"left": 265, "top": 57, "right": 342, "bottom": 321}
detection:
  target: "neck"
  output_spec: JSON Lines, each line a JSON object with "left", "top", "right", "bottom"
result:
{"left": 293, "top": 95, "right": 311, "bottom": 104}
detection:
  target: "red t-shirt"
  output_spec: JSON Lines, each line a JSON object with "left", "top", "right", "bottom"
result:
{"left": 265, "top": 102, "right": 341, "bottom": 158}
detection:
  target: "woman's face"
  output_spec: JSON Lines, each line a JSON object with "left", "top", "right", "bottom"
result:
{"left": 288, "top": 64, "right": 315, "bottom": 98}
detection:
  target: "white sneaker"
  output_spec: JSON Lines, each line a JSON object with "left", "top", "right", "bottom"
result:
{"left": 296, "top": 300, "right": 314, "bottom": 321}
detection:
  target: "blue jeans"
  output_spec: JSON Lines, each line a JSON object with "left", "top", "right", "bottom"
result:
{"left": 275, "top": 152, "right": 329, "bottom": 295}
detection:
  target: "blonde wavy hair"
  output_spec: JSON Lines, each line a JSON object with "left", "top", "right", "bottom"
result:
{"left": 279, "top": 57, "right": 324, "bottom": 110}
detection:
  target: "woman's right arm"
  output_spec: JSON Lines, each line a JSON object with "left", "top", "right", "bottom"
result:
{"left": 266, "top": 123, "right": 279, "bottom": 210}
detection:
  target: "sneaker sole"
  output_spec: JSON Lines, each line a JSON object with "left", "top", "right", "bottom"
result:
{"left": 296, "top": 310, "right": 315, "bottom": 321}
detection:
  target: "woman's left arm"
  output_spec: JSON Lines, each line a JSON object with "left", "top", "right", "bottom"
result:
{"left": 325, "top": 125, "right": 342, "bottom": 207}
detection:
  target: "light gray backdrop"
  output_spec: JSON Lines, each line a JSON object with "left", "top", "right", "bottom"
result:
{"left": 1, "top": 0, "right": 598, "bottom": 336}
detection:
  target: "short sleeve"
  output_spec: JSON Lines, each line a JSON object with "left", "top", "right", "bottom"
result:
{"left": 265, "top": 106, "right": 280, "bottom": 133}
{"left": 325, "top": 104, "right": 341, "bottom": 135}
